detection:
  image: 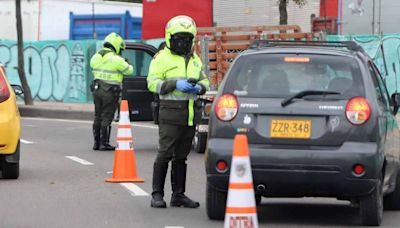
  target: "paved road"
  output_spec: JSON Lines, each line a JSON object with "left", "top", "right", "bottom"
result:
{"left": 1, "top": 117, "right": 400, "bottom": 228}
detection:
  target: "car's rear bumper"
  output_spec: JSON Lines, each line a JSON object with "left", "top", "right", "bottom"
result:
{"left": 206, "top": 138, "right": 382, "bottom": 198}
{"left": 0, "top": 97, "right": 20, "bottom": 154}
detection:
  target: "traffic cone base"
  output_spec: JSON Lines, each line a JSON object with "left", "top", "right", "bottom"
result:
{"left": 224, "top": 134, "right": 259, "bottom": 228}
{"left": 105, "top": 100, "right": 144, "bottom": 183}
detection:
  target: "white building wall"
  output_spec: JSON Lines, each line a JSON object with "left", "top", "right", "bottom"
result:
{"left": 0, "top": 0, "right": 142, "bottom": 41}
{"left": 0, "top": 0, "right": 39, "bottom": 41}
{"left": 213, "top": 0, "right": 320, "bottom": 32}
{"left": 341, "top": 0, "right": 400, "bottom": 35}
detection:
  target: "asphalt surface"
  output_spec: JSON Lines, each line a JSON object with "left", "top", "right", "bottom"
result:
{"left": 2, "top": 117, "right": 400, "bottom": 227}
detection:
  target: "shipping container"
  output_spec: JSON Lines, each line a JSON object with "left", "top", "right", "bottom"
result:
{"left": 70, "top": 11, "right": 141, "bottom": 40}
{"left": 0, "top": 0, "right": 141, "bottom": 41}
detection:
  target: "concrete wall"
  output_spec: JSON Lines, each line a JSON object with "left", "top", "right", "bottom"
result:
{"left": 341, "top": 0, "right": 400, "bottom": 35}
{"left": 0, "top": 0, "right": 142, "bottom": 41}
{"left": 0, "top": 0, "right": 39, "bottom": 41}
{"left": 0, "top": 40, "right": 97, "bottom": 102}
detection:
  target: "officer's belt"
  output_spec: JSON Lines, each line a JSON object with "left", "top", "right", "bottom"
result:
{"left": 159, "top": 100, "right": 190, "bottom": 109}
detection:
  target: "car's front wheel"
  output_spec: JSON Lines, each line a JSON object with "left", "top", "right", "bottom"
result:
{"left": 359, "top": 177, "right": 383, "bottom": 226}
{"left": 206, "top": 182, "right": 227, "bottom": 220}
{"left": 1, "top": 142, "right": 20, "bottom": 179}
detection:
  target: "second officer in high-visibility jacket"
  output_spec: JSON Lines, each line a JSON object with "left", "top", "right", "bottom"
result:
{"left": 147, "top": 15, "right": 210, "bottom": 208}
{"left": 90, "top": 32, "right": 133, "bottom": 151}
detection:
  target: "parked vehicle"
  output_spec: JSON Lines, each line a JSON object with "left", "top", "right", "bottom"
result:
{"left": 120, "top": 42, "right": 158, "bottom": 121}
{"left": 192, "top": 91, "right": 216, "bottom": 153}
{"left": 205, "top": 40, "right": 400, "bottom": 226}
{"left": 0, "top": 65, "right": 23, "bottom": 179}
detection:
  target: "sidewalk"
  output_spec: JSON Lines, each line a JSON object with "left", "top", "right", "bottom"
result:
{"left": 18, "top": 101, "right": 94, "bottom": 121}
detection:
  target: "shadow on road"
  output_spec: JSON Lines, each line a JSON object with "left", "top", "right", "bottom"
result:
{"left": 257, "top": 200, "right": 360, "bottom": 227}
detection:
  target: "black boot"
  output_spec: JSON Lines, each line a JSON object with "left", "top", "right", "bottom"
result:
{"left": 151, "top": 162, "right": 168, "bottom": 208}
{"left": 92, "top": 125, "right": 101, "bottom": 150}
{"left": 170, "top": 161, "right": 200, "bottom": 208}
{"left": 99, "top": 126, "right": 115, "bottom": 151}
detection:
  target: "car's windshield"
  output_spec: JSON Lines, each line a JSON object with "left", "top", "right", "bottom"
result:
{"left": 224, "top": 53, "right": 365, "bottom": 98}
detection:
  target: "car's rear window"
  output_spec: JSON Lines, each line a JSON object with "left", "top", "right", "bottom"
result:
{"left": 224, "top": 53, "right": 365, "bottom": 98}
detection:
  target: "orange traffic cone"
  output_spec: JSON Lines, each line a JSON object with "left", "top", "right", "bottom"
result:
{"left": 224, "top": 134, "right": 259, "bottom": 228}
{"left": 105, "top": 100, "right": 144, "bottom": 183}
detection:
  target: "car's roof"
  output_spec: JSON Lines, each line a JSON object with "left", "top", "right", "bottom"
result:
{"left": 241, "top": 46, "right": 362, "bottom": 58}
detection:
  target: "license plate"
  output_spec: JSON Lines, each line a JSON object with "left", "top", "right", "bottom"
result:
{"left": 197, "top": 124, "right": 208, "bottom": 133}
{"left": 270, "top": 119, "right": 311, "bottom": 139}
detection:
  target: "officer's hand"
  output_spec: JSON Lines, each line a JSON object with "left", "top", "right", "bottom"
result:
{"left": 176, "top": 80, "right": 193, "bottom": 92}
{"left": 186, "top": 84, "right": 202, "bottom": 94}
{"left": 124, "top": 58, "right": 130, "bottom": 64}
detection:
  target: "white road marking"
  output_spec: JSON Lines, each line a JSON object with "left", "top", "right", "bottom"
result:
{"left": 120, "top": 183, "right": 149, "bottom": 196}
{"left": 132, "top": 123, "right": 158, "bottom": 129}
{"left": 21, "top": 139, "right": 35, "bottom": 144}
{"left": 21, "top": 117, "right": 158, "bottom": 129}
{"left": 23, "top": 124, "right": 37, "bottom": 127}
{"left": 65, "top": 156, "right": 94, "bottom": 165}
{"left": 106, "top": 171, "right": 113, "bottom": 174}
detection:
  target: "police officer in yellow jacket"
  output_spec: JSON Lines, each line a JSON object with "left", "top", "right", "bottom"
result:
{"left": 147, "top": 15, "right": 210, "bottom": 208}
{"left": 90, "top": 32, "right": 133, "bottom": 151}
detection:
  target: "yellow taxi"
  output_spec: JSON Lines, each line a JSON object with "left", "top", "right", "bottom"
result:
{"left": 0, "top": 65, "right": 23, "bottom": 179}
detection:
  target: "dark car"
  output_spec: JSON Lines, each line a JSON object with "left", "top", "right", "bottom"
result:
{"left": 205, "top": 40, "right": 400, "bottom": 226}
{"left": 119, "top": 42, "right": 159, "bottom": 121}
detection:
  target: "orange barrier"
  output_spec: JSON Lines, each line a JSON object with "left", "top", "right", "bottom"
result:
{"left": 105, "top": 100, "right": 144, "bottom": 183}
{"left": 224, "top": 134, "right": 258, "bottom": 228}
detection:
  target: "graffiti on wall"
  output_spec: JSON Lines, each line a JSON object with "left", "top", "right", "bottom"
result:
{"left": 329, "top": 34, "right": 400, "bottom": 94}
{"left": 0, "top": 41, "right": 93, "bottom": 102}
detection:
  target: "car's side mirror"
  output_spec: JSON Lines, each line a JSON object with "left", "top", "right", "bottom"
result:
{"left": 11, "top": 85, "right": 24, "bottom": 96}
{"left": 391, "top": 92, "right": 400, "bottom": 115}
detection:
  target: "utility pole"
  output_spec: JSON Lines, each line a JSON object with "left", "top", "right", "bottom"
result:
{"left": 16, "top": 0, "right": 33, "bottom": 105}
{"left": 324, "top": 0, "right": 327, "bottom": 32}
{"left": 92, "top": 1, "right": 97, "bottom": 39}
{"left": 372, "top": 0, "right": 375, "bottom": 34}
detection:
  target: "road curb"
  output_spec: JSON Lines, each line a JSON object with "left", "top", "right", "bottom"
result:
{"left": 18, "top": 106, "right": 94, "bottom": 121}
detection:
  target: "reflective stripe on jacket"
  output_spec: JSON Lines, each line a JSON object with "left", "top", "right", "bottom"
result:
{"left": 90, "top": 48, "right": 133, "bottom": 86}
{"left": 147, "top": 48, "right": 210, "bottom": 126}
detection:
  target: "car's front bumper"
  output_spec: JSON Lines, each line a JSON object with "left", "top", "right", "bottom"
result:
{"left": 206, "top": 138, "right": 382, "bottom": 198}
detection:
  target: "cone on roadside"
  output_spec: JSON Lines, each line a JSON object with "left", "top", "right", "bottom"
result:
{"left": 224, "top": 134, "right": 259, "bottom": 228}
{"left": 105, "top": 100, "right": 144, "bottom": 183}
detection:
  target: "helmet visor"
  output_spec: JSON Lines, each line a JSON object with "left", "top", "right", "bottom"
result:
{"left": 170, "top": 33, "right": 194, "bottom": 56}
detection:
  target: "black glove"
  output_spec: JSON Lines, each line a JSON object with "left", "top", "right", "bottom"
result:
{"left": 124, "top": 58, "right": 130, "bottom": 64}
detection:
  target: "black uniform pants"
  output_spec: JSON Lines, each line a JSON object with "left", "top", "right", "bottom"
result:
{"left": 92, "top": 87, "right": 118, "bottom": 128}
{"left": 155, "top": 123, "right": 196, "bottom": 163}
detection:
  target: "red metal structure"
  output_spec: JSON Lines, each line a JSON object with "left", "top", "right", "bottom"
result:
{"left": 320, "top": 0, "right": 339, "bottom": 17}
{"left": 142, "top": 0, "right": 213, "bottom": 39}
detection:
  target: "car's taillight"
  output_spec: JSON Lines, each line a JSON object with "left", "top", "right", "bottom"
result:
{"left": 346, "top": 97, "right": 371, "bottom": 125}
{"left": 0, "top": 73, "right": 10, "bottom": 103}
{"left": 215, "top": 94, "right": 238, "bottom": 121}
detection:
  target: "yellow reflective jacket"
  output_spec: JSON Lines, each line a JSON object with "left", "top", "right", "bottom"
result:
{"left": 90, "top": 48, "right": 133, "bottom": 86}
{"left": 147, "top": 48, "right": 210, "bottom": 126}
